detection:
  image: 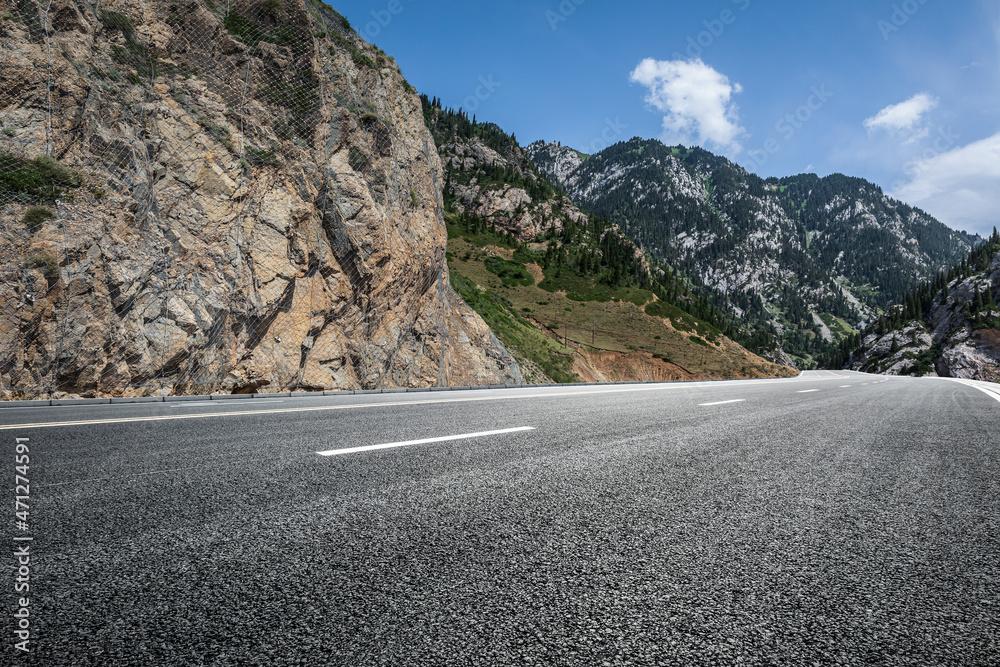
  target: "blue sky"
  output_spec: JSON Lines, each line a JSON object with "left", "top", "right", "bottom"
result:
{"left": 332, "top": 0, "right": 1000, "bottom": 237}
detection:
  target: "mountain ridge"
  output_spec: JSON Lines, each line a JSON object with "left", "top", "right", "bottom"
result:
{"left": 420, "top": 98, "right": 796, "bottom": 382}
{"left": 527, "top": 137, "right": 979, "bottom": 366}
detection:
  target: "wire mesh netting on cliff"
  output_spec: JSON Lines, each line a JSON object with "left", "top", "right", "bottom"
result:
{"left": 0, "top": 0, "right": 524, "bottom": 398}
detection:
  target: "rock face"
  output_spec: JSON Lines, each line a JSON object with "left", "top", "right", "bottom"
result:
{"left": 522, "top": 141, "right": 584, "bottom": 191}
{"left": 433, "top": 125, "right": 578, "bottom": 243}
{"left": 848, "top": 252, "right": 1000, "bottom": 381}
{"left": 0, "top": 0, "right": 522, "bottom": 397}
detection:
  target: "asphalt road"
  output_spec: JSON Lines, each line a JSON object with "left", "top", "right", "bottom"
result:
{"left": 3, "top": 371, "right": 999, "bottom": 665}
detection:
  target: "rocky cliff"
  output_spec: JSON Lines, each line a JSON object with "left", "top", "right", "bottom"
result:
{"left": 846, "top": 237, "right": 1000, "bottom": 381}
{"left": 0, "top": 0, "right": 522, "bottom": 397}
{"left": 424, "top": 101, "right": 576, "bottom": 244}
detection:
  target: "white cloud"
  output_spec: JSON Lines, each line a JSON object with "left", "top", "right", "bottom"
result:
{"left": 892, "top": 131, "right": 1000, "bottom": 237}
{"left": 864, "top": 93, "right": 939, "bottom": 134}
{"left": 903, "top": 126, "right": 930, "bottom": 145}
{"left": 629, "top": 58, "right": 744, "bottom": 153}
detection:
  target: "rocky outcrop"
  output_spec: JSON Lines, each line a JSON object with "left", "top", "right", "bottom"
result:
{"left": 760, "top": 347, "right": 799, "bottom": 370}
{"left": 849, "top": 322, "right": 936, "bottom": 376}
{"left": 525, "top": 141, "right": 585, "bottom": 187}
{"left": 0, "top": 0, "right": 522, "bottom": 397}
{"left": 429, "top": 120, "right": 653, "bottom": 280}
{"left": 438, "top": 136, "right": 578, "bottom": 243}
{"left": 848, "top": 252, "right": 1000, "bottom": 381}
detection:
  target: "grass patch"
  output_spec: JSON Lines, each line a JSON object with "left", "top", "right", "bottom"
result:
{"left": 818, "top": 312, "right": 856, "bottom": 339}
{"left": 0, "top": 154, "right": 82, "bottom": 203}
{"left": 451, "top": 270, "right": 577, "bottom": 383}
{"left": 329, "top": 29, "right": 375, "bottom": 69}
{"left": 197, "top": 120, "right": 235, "bottom": 151}
{"left": 245, "top": 146, "right": 281, "bottom": 166}
{"left": 484, "top": 256, "right": 534, "bottom": 287}
{"left": 100, "top": 10, "right": 137, "bottom": 42}
{"left": 23, "top": 252, "right": 59, "bottom": 279}
{"left": 264, "top": 0, "right": 284, "bottom": 17}
{"left": 223, "top": 12, "right": 268, "bottom": 47}
{"left": 539, "top": 268, "right": 652, "bottom": 305}
{"left": 645, "top": 299, "right": 721, "bottom": 340}
{"left": 22, "top": 205, "right": 54, "bottom": 232}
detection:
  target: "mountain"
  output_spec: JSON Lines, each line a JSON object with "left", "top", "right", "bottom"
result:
{"left": 0, "top": 0, "right": 522, "bottom": 398}
{"left": 528, "top": 139, "right": 980, "bottom": 367}
{"left": 421, "top": 99, "right": 796, "bottom": 383}
{"left": 836, "top": 230, "right": 1000, "bottom": 380}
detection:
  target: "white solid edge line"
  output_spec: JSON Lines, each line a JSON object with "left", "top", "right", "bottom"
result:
{"left": 0, "top": 377, "right": 833, "bottom": 431}
{"left": 317, "top": 426, "right": 536, "bottom": 457}
{"left": 944, "top": 378, "right": 1000, "bottom": 405}
{"left": 699, "top": 399, "right": 746, "bottom": 407}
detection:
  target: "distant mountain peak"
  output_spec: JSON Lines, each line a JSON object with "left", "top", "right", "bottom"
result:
{"left": 528, "top": 138, "right": 977, "bottom": 366}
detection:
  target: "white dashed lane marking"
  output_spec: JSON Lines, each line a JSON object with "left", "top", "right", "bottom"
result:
{"left": 317, "top": 427, "right": 536, "bottom": 457}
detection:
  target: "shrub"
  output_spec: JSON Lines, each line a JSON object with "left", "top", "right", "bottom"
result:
{"left": 24, "top": 252, "right": 59, "bottom": 279}
{"left": 223, "top": 13, "right": 265, "bottom": 46}
{"left": 484, "top": 256, "right": 534, "bottom": 287}
{"left": 22, "top": 206, "right": 55, "bottom": 231}
{"left": 0, "top": 154, "right": 82, "bottom": 203}
{"left": 263, "top": 0, "right": 284, "bottom": 18}
{"left": 100, "top": 11, "right": 137, "bottom": 42}
{"left": 30, "top": 155, "right": 81, "bottom": 188}
{"left": 329, "top": 31, "right": 375, "bottom": 69}
{"left": 245, "top": 146, "right": 281, "bottom": 166}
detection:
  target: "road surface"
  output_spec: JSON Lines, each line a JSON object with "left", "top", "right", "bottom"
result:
{"left": 2, "top": 371, "right": 999, "bottom": 665}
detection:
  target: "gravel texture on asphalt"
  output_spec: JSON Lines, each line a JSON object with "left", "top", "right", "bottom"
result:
{"left": 3, "top": 372, "right": 999, "bottom": 665}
